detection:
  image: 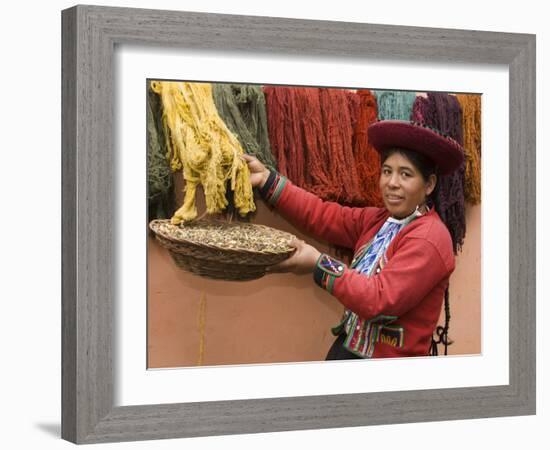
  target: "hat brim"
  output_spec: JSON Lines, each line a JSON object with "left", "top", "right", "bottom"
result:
{"left": 368, "top": 120, "right": 464, "bottom": 176}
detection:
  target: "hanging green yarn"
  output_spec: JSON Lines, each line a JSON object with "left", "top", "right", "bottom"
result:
{"left": 147, "top": 87, "right": 175, "bottom": 220}
{"left": 373, "top": 90, "right": 417, "bottom": 120}
{"left": 212, "top": 84, "right": 277, "bottom": 171}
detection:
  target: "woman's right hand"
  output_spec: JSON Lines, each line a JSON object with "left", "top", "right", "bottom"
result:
{"left": 241, "top": 154, "right": 270, "bottom": 189}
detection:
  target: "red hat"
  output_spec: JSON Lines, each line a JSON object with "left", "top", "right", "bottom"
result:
{"left": 367, "top": 120, "right": 464, "bottom": 175}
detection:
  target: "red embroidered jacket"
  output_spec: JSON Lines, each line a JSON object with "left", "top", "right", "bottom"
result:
{"left": 262, "top": 173, "right": 456, "bottom": 357}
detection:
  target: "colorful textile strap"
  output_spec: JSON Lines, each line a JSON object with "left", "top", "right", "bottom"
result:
{"left": 259, "top": 170, "right": 287, "bottom": 206}
{"left": 313, "top": 254, "right": 346, "bottom": 294}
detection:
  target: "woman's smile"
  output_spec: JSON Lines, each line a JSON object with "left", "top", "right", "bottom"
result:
{"left": 385, "top": 194, "right": 404, "bottom": 204}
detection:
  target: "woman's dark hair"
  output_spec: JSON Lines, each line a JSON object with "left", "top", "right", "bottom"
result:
{"left": 381, "top": 147, "right": 437, "bottom": 183}
{"left": 381, "top": 147, "right": 452, "bottom": 356}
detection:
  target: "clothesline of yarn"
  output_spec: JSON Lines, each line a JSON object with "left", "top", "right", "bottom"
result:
{"left": 148, "top": 83, "right": 480, "bottom": 239}
{"left": 150, "top": 81, "right": 255, "bottom": 224}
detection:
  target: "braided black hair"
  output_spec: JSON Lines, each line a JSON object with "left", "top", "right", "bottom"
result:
{"left": 429, "top": 287, "right": 453, "bottom": 356}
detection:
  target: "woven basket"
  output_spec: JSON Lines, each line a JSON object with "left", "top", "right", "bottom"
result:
{"left": 149, "top": 219, "right": 296, "bottom": 281}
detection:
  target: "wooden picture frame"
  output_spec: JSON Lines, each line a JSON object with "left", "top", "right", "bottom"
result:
{"left": 61, "top": 4, "right": 535, "bottom": 444}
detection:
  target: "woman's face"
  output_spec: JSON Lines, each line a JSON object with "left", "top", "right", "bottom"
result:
{"left": 379, "top": 152, "right": 436, "bottom": 219}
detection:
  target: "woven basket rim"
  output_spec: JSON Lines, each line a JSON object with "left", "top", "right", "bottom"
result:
{"left": 149, "top": 218, "right": 296, "bottom": 257}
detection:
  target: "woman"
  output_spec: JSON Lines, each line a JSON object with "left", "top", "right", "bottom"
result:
{"left": 242, "top": 120, "right": 464, "bottom": 359}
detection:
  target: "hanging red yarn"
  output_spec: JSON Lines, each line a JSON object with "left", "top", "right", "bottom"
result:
{"left": 347, "top": 90, "right": 361, "bottom": 150}
{"left": 352, "top": 90, "right": 384, "bottom": 207}
{"left": 263, "top": 86, "right": 291, "bottom": 180}
{"left": 264, "top": 86, "right": 363, "bottom": 204}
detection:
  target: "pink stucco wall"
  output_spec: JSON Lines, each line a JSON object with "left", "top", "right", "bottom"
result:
{"left": 147, "top": 197, "right": 481, "bottom": 368}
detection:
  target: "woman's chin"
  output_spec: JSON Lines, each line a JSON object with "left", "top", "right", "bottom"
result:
{"left": 384, "top": 203, "right": 411, "bottom": 219}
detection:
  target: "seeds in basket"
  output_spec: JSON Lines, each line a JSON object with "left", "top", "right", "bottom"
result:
{"left": 156, "top": 221, "right": 294, "bottom": 253}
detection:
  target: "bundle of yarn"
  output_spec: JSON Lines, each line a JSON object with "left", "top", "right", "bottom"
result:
{"left": 212, "top": 84, "right": 276, "bottom": 171}
{"left": 150, "top": 81, "right": 255, "bottom": 224}
{"left": 352, "top": 90, "right": 383, "bottom": 207}
{"left": 373, "top": 90, "right": 416, "bottom": 121}
{"left": 456, "top": 94, "right": 482, "bottom": 205}
{"left": 412, "top": 92, "right": 466, "bottom": 254}
{"left": 264, "top": 86, "right": 363, "bottom": 204}
{"left": 147, "top": 87, "right": 175, "bottom": 220}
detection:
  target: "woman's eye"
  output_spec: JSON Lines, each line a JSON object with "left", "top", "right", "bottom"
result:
{"left": 401, "top": 172, "right": 411, "bottom": 178}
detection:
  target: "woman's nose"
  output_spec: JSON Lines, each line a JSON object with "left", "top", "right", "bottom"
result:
{"left": 388, "top": 173, "right": 400, "bottom": 188}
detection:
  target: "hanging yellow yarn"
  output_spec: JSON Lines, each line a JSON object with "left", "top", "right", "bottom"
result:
{"left": 150, "top": 81, "right": 256, "bottom": 224}
{"left": 456, "top": 94, "right": 482, "bottom": 205}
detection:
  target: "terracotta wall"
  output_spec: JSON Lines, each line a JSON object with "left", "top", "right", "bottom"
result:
{"left": 147, "top": 194, "right": 481, "bottom": 368}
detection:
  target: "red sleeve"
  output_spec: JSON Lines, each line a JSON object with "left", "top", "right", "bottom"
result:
{"left": 272, "top": 177, "right": 380, "bottom": 249}
{"left": 326, "top": 237, "right": 452, "bottom": 319}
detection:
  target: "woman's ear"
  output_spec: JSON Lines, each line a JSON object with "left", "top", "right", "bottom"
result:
{"left": 426, "top": 174, "right": 437, "bottom": 197}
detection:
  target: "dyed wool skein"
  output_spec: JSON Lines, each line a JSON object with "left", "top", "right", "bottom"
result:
{"left": 147, "top": 87, "right": 175, "bottom": 220}
{"left": 150, "top": 81, "right": 255, "bottom": 224}
{"left": 373, "top": 90, "right": 417, "bottom": 120}
{"left": 263, "top": 86, "right": 304, "bottom": 185}
{"left": 455, "top": 94, "right": 482, "bottom": 205}
{"left": 352, "top": 89, "right": 384, "bottom": 207}
{"left": 212, "top": 84, "right": 277, "bottom": 171}
{"left": 318, "top": 87, "right": 363, "bottom": 204}
{"left": 295, "top": 88, "right": 336, "bottom": 198}
{"left": 412, "top": 92, "right": 466, "bottom": 254}
{"left": 264, "top": 86, "right": 363, "bottom": 204}
{"left": 263, "top": 86, "right": 335, "bottom": 199}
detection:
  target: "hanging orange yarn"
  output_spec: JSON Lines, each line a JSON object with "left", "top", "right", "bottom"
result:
{"left": 456, "top": 94, "right": 482, "bottom": 205}
{"left": 294, "top": 88, "right": 335, "bottom": 198}
{"left": 352, "top": 90, "right": 384, "bottom": 207}
{"left": 318, "top": 88, "right": 363, "bottom": 204}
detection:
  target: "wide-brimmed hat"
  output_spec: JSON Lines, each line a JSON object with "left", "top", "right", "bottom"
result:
{"left": 368, "top": 120, "right": 464, "bottom": 175}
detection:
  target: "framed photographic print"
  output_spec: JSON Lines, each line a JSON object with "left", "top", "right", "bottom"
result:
{"left": 61, "top": 4, "right": 535, "bottom": 444}
{"left": 145, "top": 81, "right": 482, "bottom": 371}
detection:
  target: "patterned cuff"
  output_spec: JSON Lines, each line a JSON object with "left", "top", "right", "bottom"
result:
{"left": 259, "top": 170, "right": 287, "bottom": 206}
{"left": 313, "top": 254, "right": 346, "bottom": 294}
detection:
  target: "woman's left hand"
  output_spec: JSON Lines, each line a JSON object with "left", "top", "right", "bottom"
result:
{"left": 267, "top": 239, "right": 321, "bottom": 275}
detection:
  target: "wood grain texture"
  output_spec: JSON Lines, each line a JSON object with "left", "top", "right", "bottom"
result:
{"left": 61, "top": 6, "right": 77, "bottom": 443}
{"left": 61, "top": 4, "right": 536, "bottom": 444}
